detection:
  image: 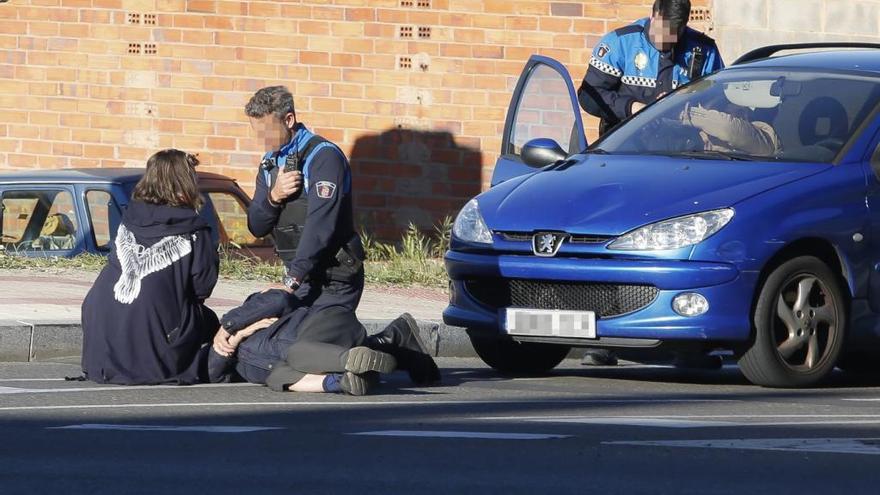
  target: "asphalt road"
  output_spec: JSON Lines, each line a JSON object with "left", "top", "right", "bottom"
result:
{"left": 3, "top": 358, "right": 880, "bottom": 494}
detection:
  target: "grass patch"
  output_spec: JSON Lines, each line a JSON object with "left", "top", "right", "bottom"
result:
{"left": 0, "top": 218, "right": 453, "bottom": 289}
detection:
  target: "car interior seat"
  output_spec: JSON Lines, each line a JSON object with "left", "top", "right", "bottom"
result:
{"left": 796, "top": 96, "right": 849, "bottom": 161}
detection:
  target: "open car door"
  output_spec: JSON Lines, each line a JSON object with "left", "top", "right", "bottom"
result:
{"left": 491, "top": 55, "right": 588, "bottom": 186}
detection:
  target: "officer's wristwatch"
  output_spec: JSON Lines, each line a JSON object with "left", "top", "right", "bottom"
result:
{"left": 282, "top": 275, "right": 300, "bottom": 291}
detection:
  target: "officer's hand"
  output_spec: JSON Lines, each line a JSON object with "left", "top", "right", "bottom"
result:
{"left": 270, "top": 169, "right": 303, "bottom": 204}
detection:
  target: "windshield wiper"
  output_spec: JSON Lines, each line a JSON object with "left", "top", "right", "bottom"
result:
{"left": 675, "top": 150, "right": 756, "bottom": 161}
{"left": 588, "top": 147, "right": 609, "bottom": 154}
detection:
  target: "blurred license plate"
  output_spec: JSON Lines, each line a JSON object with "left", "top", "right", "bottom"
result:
{"left": 504, "top": 308, "right": 596, "bottom": 339}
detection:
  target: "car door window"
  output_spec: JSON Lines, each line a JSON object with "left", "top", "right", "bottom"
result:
{"left": 205, "top": 192, "right": 269, "bottom": 247}
{"left": 509, "top": 64, "right": 580, "bottom": 156}
{"left": 84, "top": 190, "right": 120, "bottom": 251}
{"left": 1, "top": 189, "right": 78, "bottom": 253}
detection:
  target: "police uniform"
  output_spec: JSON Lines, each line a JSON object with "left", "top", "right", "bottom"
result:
{"left": 578, "top": 17, "right": 724, "bottom": 133}
{"left": 247, "top": 123, "right": 365, "bottom": 313}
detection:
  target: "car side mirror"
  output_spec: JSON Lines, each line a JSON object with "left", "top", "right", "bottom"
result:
{"left": 522, "top": 138, "right": 567, "bottom": 168}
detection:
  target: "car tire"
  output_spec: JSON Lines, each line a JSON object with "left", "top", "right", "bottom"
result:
{"left": 739, "top": 256, "right": 846, "bottom": 388}
{"left": 470, "top": 336, "right": 570, "bottom": 375}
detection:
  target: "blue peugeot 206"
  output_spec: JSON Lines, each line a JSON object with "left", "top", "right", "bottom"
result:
{"left": 445, "top": 43, "right": 880, "bottom": 387}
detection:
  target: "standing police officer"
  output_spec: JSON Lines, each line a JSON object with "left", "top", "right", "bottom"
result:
{"left": 245, "top": 85, "right": 365, "bottom": 312}
{"left": 578, "top": 0, "right": 724, "bottom": 135}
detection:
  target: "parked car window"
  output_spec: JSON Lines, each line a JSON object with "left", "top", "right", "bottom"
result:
{"left": 0, "top": 189, "right": 78, "bottom": 253}
{"left": 595, "top": 70, "right": 880, "bottom": 163}
{"left": 510, "top": 63, "right": 577, "bottom": 156}
{"left": 205, "top": 191, "right": 269, "bottom": 247}
{"left": 85, "top": 190, "right": 120, "bottom": 251}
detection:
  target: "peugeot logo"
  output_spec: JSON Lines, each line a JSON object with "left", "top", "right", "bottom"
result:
{"left": 532, "top": 232, "right": 566, "bottom": 257}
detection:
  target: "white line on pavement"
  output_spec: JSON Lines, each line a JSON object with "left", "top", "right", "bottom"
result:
{"left": 47, "top": 424, "right": 283, "bottom": 433}
{"left": 604, "top": 437, "right": 880, "bottom": 456}
{"left": 480, "top": 413, "right": 880, "bottom": 428}
{"left": 0, "top": 383, "right": 259, "bottom": 394}
{"left": 0, "top": 399, "right": 740, "bottom": 412}
{"left": 349, "top": 430, "right": 570, "bottom": 440}
{"left": 0, "top": 378, "right": 67, "bottom": 382}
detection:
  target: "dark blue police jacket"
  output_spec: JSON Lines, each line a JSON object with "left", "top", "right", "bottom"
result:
{"left": 578, "top": 17, "right": 724, "bottom": 128}
{"left": 246, "top": 124, "right": 355, "bottom": 282}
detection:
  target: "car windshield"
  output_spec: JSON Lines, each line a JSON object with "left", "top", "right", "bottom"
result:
{"left": 593, "top": 69, "right": 880, "bottom": 163}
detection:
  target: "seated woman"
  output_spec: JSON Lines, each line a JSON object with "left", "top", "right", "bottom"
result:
{"left": 80, "top": 149, "right": 219, "bottom": 385}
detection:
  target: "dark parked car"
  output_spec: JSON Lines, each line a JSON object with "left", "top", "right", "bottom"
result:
{"left": 0, "top": 168, "right": 273, "bottom": 259}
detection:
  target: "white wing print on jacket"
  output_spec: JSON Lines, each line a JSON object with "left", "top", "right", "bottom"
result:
{"left": 112, "top": 225, "right": 194, "bottom": 304}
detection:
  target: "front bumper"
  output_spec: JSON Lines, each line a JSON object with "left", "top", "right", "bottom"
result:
{"left": 443, "top": 250, "right": 757, "bottom": 343}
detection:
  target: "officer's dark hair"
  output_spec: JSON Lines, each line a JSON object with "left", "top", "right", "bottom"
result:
{"left": 652, "top": 0, "right": 691, "bottom": 31}
{"left": 245, "top": 85, "right": 295, "bottom": 123}
{"left": 133, "top": 149, "right": 203, "bottom": 210}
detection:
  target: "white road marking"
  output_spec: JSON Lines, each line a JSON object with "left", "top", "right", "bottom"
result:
{"left": 47, "top": 424, "right": 282, "bottom": 433}
{"left": 530, "top": 417, "right": 739, "bottom": 428}
{"left": 605, "top": 437, "right": 880, "bottom": 456}
{"left": 0, "top": 399, "right": 736, "bottom": 413}
{"left": 350, "top": 430, "right": 570, "bottom": 440}
{"left": 0, "top": 379, "right": 67, "bottom": 382}
{"left": 0, "top": 383, "right": 259, "bottom": 394}
{"left": 480, "top": 414, "right": 880, "bottom": 428}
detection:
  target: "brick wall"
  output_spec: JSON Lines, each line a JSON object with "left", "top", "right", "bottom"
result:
{"left": 0, "top": 0, "right": 709, "bottom": 239}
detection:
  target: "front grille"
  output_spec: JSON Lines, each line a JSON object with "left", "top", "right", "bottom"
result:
{"left": 465, "top": 278, "right": 659, "bottom": 318}
{"left": 496, "top": 231, "right": 612, "bottom": 244}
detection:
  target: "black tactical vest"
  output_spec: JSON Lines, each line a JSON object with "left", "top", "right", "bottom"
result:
{"left": 269, "top": 135, "right": 328, "bottom": 262}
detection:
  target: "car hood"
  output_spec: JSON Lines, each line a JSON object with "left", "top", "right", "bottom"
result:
{"left": 480, "top": 154, "right": 831, "bottom": 235}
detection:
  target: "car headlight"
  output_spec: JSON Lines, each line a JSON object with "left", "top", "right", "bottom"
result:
{"left": 452, "top": 199, "right": 493, "bottom": 244}
{"left": 608, "top": 208, "right": 734, "bottom": 251}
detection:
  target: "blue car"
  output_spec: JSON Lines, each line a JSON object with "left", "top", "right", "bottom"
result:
{"left": 445, "top": 43, "right": 880, "bottom": 387}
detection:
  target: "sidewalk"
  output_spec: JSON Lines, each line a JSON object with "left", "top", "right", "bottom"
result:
{"left": 0, "top": 269, "right": 474, "bottom": 362}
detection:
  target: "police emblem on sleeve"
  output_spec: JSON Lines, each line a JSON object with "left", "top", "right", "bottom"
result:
{"left": 634, "top": 52, "right": 649, "bottom": 72}
{"left": 315, "top": 181, "right": 337, "bottom": 199}
{"left": 596, "top": 43, "right": 611, "bottom": 58}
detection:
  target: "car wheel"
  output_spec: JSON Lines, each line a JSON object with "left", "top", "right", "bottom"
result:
{"left": 470, "top": 336, "right": 570, "bottom": 375}
{"left": 739, "top": 256, "right": 846, "bottom": 387}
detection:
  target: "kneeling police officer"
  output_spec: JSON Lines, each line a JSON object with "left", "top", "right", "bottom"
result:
{"left": 245, "top": 85, "right": 365, "bottom": 312}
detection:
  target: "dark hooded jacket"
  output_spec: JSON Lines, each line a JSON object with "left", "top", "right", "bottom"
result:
{"left": 81, "top": 200, "right": 219, "bottom": 385}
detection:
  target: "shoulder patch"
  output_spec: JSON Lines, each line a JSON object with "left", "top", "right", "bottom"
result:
{"left": 315, "top": 181, "right": 337, "bottom": 199}
{"left": 596, "top": 42, "right": 611, "bottom": 58}
{"left": 614, "top": 24, "right": 644, "bottom": 36}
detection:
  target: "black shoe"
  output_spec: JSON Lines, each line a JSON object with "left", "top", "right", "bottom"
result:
{"left": 673, "top": 353, "right": 723, "bottom": 370}
{"left": 340, "top": 371, "right": 371, "bottom": 396}
{"left": 368, "top": 313, "right": 441, "bottom": 385}
{"left": 343, "top": 347, "right": 397, "bottom": 374}
{"left": 581, "top": 349, "right": 618, "bottom": 366}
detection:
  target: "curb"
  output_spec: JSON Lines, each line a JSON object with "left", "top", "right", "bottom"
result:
{"left": 0, "top": 319, "right": 476, "bottom": 362}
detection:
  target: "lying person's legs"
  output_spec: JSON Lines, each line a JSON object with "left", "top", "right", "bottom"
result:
{"left": 366, "top": 313, "right": 440, "bottom": 385}
{"left": 266, "top": 306, "right": 396, "bottom": 395}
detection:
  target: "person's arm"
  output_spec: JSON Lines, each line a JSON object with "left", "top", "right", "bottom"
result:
{"left": 685, "top": 106, "right": 778, "bottom": 155}
{"left": 247, "top": 168, "right": 282, "bottom": 238}
{"left": 191, "top": 227, "right": 219, "bottom": 302}
{"left": 577, "top": 32, "right": 636, "bottom": 123}
{"left": 285, "top": 148, "right": 348, "bottom": 284}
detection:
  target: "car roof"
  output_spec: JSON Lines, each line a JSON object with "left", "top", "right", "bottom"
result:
{"left": 732, "top": 49, "right": 880, "bottom": 75}
{"left": 0, "top": 167, "right": 233, "bottom": 185}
